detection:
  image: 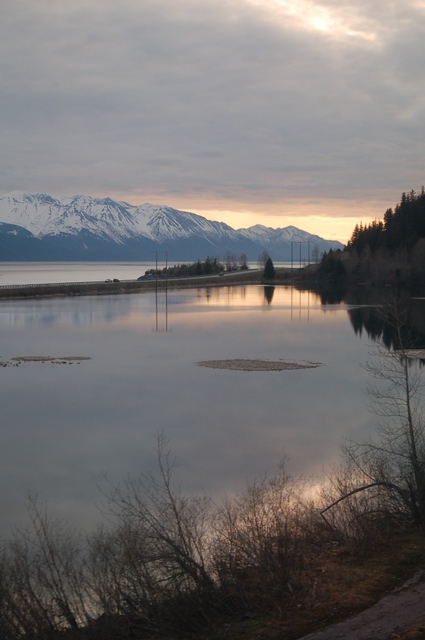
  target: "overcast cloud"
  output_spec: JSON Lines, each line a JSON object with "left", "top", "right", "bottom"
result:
{"left": 1, "top": 0, "right": 424, "bottom": 240}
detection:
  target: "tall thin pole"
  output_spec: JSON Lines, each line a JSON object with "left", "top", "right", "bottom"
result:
{"left": 291, "top": 285, "right": 293, "bottom": 321}
{"left": 155, "top": 251, "right": 158, "bottom": 331}
{"left": 165, "top": 251, "right": 168, "bottom": 332}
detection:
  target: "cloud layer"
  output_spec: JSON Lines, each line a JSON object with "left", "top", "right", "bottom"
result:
{"left": 1, "top": 0, "right": 424, "bottom": 239}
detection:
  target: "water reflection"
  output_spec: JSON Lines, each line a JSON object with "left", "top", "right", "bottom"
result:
{"left": 3, "top": 285, "right": 425, "bottom": 348}
{"left": 287, "top": 287, "right": 313, "bottom": 322}
{"left": 1, "top": 284, "right": 417, "bottom": 538}
{"left": 347, "top": 297, "right": 425, "bottom": 355}
{"left": 154, "top": 288, "right": 170, "bottom": 332}
{"left": 263, "top": 286, "right": 275, "bottom": 305}
{"left": 312, "top": 284, "right": 348, "bottom": 305}
{"left": 304, "top": 283, "right": 425, "bottom": 358}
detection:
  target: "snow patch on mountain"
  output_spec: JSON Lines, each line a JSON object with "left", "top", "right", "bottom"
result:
{"left": 0, "top": 191, "right": 344, "bottom": 261}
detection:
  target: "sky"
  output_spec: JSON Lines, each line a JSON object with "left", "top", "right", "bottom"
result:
{"left": 1, "top": 0, "right": 424, "bottom": 243}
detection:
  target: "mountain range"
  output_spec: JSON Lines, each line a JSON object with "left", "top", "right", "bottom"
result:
{"left": 0, "top": 192, "right": 344, "bottom": 262}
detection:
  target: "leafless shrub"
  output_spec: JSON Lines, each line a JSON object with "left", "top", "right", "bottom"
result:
{"left": 0, "top": 439, "right": 343, "bottom": 638}
{"left": 96, "top": 434, "right": 217, "bottom": 633}
{"left": 0, "top": 497, "right": 92, "bottom": 638}
{"left": 94, "top": 439, "right": 314, "bottom": 627}
{"left": 320, "top": 295, "right": 425, "bottom": 549}
{"left": 212, "top": 462, "right": 311, "bottom": 613}
{"left": 318, "top": 463, "right": 400, "bottom": 555}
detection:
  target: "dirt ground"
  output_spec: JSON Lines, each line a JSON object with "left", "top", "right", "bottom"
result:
{"left": 298, "top": 570, "right": 425, "bottom": 640}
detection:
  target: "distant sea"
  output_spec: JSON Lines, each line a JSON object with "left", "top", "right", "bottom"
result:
{"left": 0, "top": 261, "right": 294, "bottom": 287}
{"left": 0, "top": 262, "right": 166, "bottom": 287}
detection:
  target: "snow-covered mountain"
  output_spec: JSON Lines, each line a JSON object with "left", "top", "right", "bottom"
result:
{"left": 0, "top": 191, "right": 344, "bottom": 262}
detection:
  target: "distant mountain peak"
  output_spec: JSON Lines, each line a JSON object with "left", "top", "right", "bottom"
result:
{"left": 0, "top": 191, "right": 344, "bottom": 262}
{"left": 238, "top": 223, "right": 273, "bottom": 234}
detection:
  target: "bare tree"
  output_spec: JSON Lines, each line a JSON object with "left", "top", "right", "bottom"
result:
{"left": 212, "top": 461, "right": 310, "bottom": 612}
{"left": 238, "top": 253, "right": 248, "bottom": 270}
{"left": 0, "top": 440, "right": 322, "bottom": 636}
{"left": 257, "top": 250, "right": 269, "bottom": 269}
{"left": 321, "top": 296, "right": 425, "bottom": 534}
{"left": 224, "top": 251, "right": 237, "bottom": 272}
{"left": 311, "top": 244, "right": 320, "bottom": 264}
{"left": 0, "top": 497, "right": 92, "bottom": 638}
{"left": 104, "top": 435, "right": 215, "bottom": 593}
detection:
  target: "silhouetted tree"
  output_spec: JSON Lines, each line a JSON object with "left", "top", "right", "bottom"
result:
{"left": 311, "top": 243, "right": 320, "bottom": 263}
{"left": 322, "top": 299, "right": 425, "bottom": 534}
{"left": 263, "top": 257, "right": 276, "bottom": 279}
{"left": 239, "top": 253, "right": 248, "bottom": 270}
{"left": 224, "top": 251, "right": 237, "bottom": 272}
{"left": 347, "top": 187, "right": 425, "bottom": 256}
{"left": 257, "top": 250, "right": 269, "bottom": 269}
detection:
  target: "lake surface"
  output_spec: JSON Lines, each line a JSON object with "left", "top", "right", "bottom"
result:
{"left": 0, "top": 279, "right": 405, "bottom": 538}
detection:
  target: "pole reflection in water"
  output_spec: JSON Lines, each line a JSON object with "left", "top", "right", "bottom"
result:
{"left": 289, "top": 286, "right": 310, "bottom": 322}
{"left": 153, "top": 251, "right": 170, "bottom": 332}
{"left": 153, "top": 287, "right": 170, "bottom": 332}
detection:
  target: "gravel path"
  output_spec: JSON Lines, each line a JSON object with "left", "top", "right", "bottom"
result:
{"left": 298, "top": 571, "right": 425, "bottom": 640}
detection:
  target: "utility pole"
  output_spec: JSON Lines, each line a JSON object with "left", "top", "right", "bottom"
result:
{"left": 165, "top": 251, "right": 168, "bottom": 332}
{"left": 155, "top": 251, "right": 158, "bottom": 331}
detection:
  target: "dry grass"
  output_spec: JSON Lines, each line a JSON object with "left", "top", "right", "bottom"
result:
{"left": 400, "top": 628, "right": 425, "bottom": 640}
{"left": 203, "top": 530, "right": 425, "bottom": 640}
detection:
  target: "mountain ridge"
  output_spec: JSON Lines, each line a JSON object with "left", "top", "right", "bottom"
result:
{"left": 0, "top": 191, "right": 344, "bottom": 262}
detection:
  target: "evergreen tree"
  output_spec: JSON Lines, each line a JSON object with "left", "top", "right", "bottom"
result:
{"left": 347, "top": 187, "right": 425, "bottom": 256}
{"left": 264, "top": 256, "right": 276, "bottom": 279}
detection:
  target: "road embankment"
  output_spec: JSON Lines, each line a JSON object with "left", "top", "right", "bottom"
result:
{"left": 0, "top": 265, "right": 320, "bottom": 300}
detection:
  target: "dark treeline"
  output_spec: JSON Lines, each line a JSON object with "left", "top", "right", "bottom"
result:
{"left": 348, "top": 187, "right": 425, "bottom": 254}
{"left": 317, "top": 188, "right": 425, "bottom": 287}
{"left": 143, "top": 254, "right": 249, "bottom": 279}
{"left": 144, "top": 256, "right": 225, "bottom": 278}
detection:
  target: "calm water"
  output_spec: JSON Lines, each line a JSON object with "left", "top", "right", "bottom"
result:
{"left": 0, "top": 262, "right": 160, "bottom": 286}
{"left": 0, "top": 280, "right": 386, "bottom": 537}
{"left": 0, "top": 261, "right": 294, "bottom": 286}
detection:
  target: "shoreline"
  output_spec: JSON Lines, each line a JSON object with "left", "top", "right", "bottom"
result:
{"left": 0, "top": 266, "right": 318, "bottom": 301}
